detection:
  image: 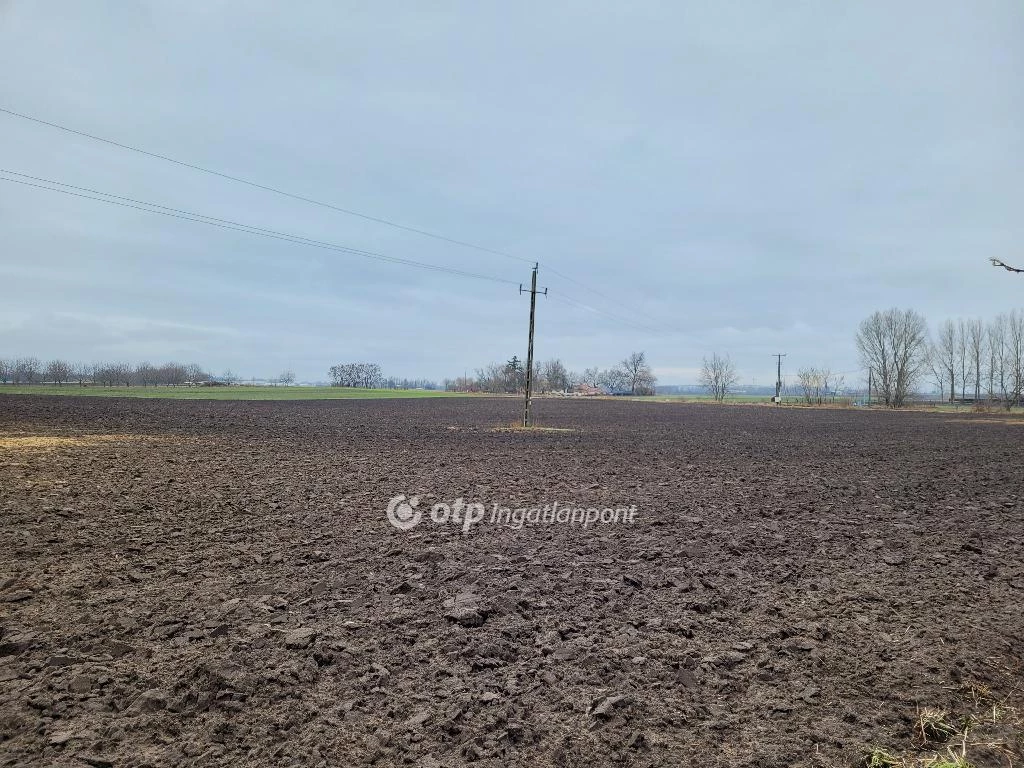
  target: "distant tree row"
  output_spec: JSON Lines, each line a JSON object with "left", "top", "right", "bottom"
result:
{"left": 326, "top": 363, "right": 440, "bottom": 390}
{"left": 0, "top": 358, "right": 213, "bottom": 386}
{"left": 928, "top": 312, "right": 1024, "bottom": 406}
{"left": 380, "top": 377, "right": 440, "bottom": 390}
{"left": 856, "top": 308, "right": 1024, "bottom": 408}
{"left": 796, "top": 367, "right": 846, "bottom": 405}
{"left": 449, "top": 351, "right": 657, "bottom": 395}
{"left": 328, "top": 362, "right": 383, "bottom": 388}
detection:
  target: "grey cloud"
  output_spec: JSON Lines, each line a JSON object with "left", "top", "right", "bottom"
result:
{"left": 1, "top": 1, "right": 1021, "bottom": 384}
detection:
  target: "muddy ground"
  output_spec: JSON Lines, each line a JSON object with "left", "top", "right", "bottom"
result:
{"left": 0, "top": 395, "right": 1022, "bottom": 767}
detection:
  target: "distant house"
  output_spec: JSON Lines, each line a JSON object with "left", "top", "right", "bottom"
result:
{"left": 572, "top": 384, "right": 603, "bottom": 397}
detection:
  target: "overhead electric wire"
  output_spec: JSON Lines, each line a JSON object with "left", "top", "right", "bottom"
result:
{"left": 2, "top": 168, "right": 698, "bottom": 338}
{"left": 0, "top": 172, "right": 520, "bottom": 286}
{"left": 544, "top": 264, "right": 697, "bottom": 337}
{"left": 0, "top": 106, "right": 535, "bottom": 266}
{"left": 544, "top": 265, "right": 634, "bottom": 308}
{"left": 0, "top": 168, "right": 506, "bottom": 274}
{"left": 0, "top": 105, "right": 674, "bottom": 330}
{"left": 546, "top": 292, "right": 663, "bottom": 335}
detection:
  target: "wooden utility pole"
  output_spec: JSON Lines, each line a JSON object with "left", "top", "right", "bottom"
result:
{"left": 520, "top": 263, "right": 547, "bottom": 427}
{"left": 773, "top": 353, "right": 786, "bottom": 403}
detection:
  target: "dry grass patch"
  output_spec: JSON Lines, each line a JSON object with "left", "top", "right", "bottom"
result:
{"left": 0, "top": 434, "right": 149, "bottom": 450}
{"left": 489, "top": 424, "right": 577, "bottom": 433}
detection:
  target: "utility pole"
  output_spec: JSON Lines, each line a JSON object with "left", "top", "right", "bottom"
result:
{"left": 773, "top": 353, "right": 786, "bottom": 403}
{"left": 520, "top": 263, "right": 547, "bottom": 427}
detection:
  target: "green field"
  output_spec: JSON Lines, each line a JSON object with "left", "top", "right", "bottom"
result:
{"left": 638, "top": 393, "right": 772, "bottom": 403}
{"left": 0, "top": 385, "right": 467, "bottom": 401}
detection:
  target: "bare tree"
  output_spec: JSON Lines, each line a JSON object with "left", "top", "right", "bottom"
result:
{"left": 108, "top": 362, "right": 133, "bottom": 387}
{"left": 830, "top": 373, "right": 846, "bottom": 403}
{"left": 93, "top": 363, "right": 127, "bottom": 387}
{"left": 635, "top": 368, "right": 657, "bottom": 396}
{"left": 599, "top": 367, "right": 629, "bottom": 393}
{"left": 933, "top": 320, "right": 958, "bottom": 403}
{"left": 699, "top": 353, "right": 738, "bottom": 402}
{"left": 329, "top": 362, "right": 383, "bottom": 389}
{"left": 856, "top": 308, "right": 929, "bottom": 408}
{"left": 473, "top": 363, "right": 505, "bottom": 393}
{"left": 1009, "top": 310, "right": 1024, "bottom": 408}
{"left": 965, "top": 318, "right": 984, "bottom": 401}
{"left": 819, "top": 368, "right": 836, "bottom": 402}
{"left": 73, "top": 363, "right": 94, "bottom": 387}
{"left": 798, "top": 367, "right": 823, "bottom": 404}
{"left": 184, "top": 363, "right": 208, "bottom": 384}
{"left": 159, "top": 362, "right": 187, "bottom": 386}
{"left": 135, "top": 362, "right": 158, "bottom": 387}
{"left": 445, "top": 375, "right": 475, "bottom": 392}
{"left": 0, "top": 359, "right": 12, "bottom": 384}
{"left": 986, "top": 316, "right": 1004, "bottom": 401}
{"left": 615, "top": 351, "right": 657, "bottom": 395}
{"left": 796, "top": 367, "right": 837, "bottom": 404}
{"left": 986, "top": 312, "right": 1024, "bottom": 408}
{"left": 93, "top": 363, "right": 114, "bottom": 387}
{"left": 45, "top": 359, "right": 74, "bottom": 385}
{"left": 950, "top": 319, "right": 966, "bottom": 399}
{"left": 541, "top": 359, "right": 569, "bottom": 393}
{"left": 279, "top": 370, "right": 296, "bottom": 386}
{"left": 927, "top": 345, "right": 947, "bottom": 401}
{"left": 13, "top": 357, "right": 41, "bottom": 384}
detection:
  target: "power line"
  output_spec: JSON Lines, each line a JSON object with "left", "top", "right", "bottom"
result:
{"left": 548, "top": 291, "right": 723, "bottom": 349}
{"left": 2, "top": 168, "right": 503, "bottom": 273}
{"left": 545, "top": 264, "right": 632, "bottom": 308}
{"left": 547, "top": 292, "right": 662, "bottom": 335}
{"left": 0, "top": 169, "right": 678, "bottom": 339}
{"left": 0, "top": 173, "right": 520, "bottom": 286}
{"left": 3, "top": 166, "right": 783, "bottom": 368}
{"left": 544, "top": 264, "right": 689, "bottom": 337}
{"left": 0, "top": 106, "right": 535, "bottom": 266}
{"left": 0, "top": 106, "right": 672, "bottom": 329}
{"left": 2, "top": 166, "right": 683, "bottom": 336}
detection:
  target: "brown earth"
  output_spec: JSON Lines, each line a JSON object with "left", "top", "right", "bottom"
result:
{"left": 0, "top": 395, "right": 1022, "bottom": 767}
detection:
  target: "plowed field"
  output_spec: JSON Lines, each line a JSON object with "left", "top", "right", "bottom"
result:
{"left": 1, "top": 395, "right": 1021, "bottom": 767}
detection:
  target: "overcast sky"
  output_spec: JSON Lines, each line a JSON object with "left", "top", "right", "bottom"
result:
{"left": 1, "top": 1, "right": 1021, "bottom": 385}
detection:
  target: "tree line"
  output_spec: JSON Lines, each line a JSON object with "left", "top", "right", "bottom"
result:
{"left": 11, "top": 308, "right": 1020, "bottom": 405}
{"left": 0, "top": 358, "right": 310, "bottom": 387}
{"left": 928, "top": 313, "right": 1023, "bottom": 406}
{"left": 327, "top": 362, "right": 440, "bottom": 390}
{"left": 0, "top": 358, "right": 216, "bottom": 386}
{"left": 689, "top": 308, "right": 1023, "bottom": 408}
{"left": 328, "top": 362, "right": 383, "bottom": 388}
{"left": 446, "top": 351, "right": 657, "bottom": 395}
{"left": 796, "top": 368, "right": 846, "bottom": 405}
{"left": 856, "top": 308, "right": 1023, "bottom": 408}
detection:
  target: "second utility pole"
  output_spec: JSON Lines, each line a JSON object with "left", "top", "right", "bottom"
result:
{"left": 521, "top": 263, "right": 547, "bottom": 427}
{"left": 773, "top": 353, "right": 786, "bottom": 403}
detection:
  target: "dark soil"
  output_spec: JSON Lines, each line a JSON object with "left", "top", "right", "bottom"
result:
{"left": 1, "top": 395, "right": 1022, "bottom": 767}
